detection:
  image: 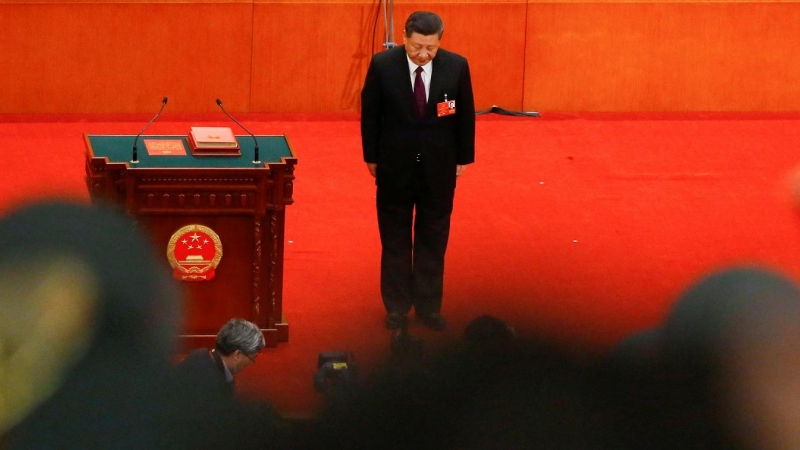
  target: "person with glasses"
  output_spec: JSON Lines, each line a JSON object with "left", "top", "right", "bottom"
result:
{"left": 176, "top": 319, "right": 288, "bottom": 448}
{"left": 177, "top": 318, "right": 266, "bottom": 397}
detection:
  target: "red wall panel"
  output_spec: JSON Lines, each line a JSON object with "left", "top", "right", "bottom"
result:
{"left": 2, "top": 0, "right": 799, "bottom": 113}
{"left": 251, "top": 1, "right": 377, "bottom": 113}
{"left": 0, "top": 2, "right": 253, "bottom": 113}
{"left": 524, "top": 2, "right": 800, "bottom": 111}
{"left": 251, "top": 1, "right": 525, "bottom": 112}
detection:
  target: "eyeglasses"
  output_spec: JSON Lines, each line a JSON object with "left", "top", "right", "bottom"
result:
{"left": 241, "top": 351, "right": 257, "bottom": 364}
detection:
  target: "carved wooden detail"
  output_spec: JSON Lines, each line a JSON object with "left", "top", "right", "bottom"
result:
{"left": 84, "top": 134, "right": 296, "bottom": 348}
{"left": 252, "top": 216, "right": 263, "bottom": 325}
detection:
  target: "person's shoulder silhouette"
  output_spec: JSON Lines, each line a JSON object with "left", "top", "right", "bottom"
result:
{"left": 0, "top": 200, "right": 182, "bottom": 449}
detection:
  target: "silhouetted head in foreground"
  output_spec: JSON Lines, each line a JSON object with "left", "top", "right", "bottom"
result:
{"left": 464, "top": 314, "right": 517, "bottom": 349}
{"left": 614, "top": 266, "right": 800, "bottom": 450}
{"left": 0, "top": 200, "right": 181, "bottom": 448}
{"left": 310, "top": 331, "right": 620, "bottom": 450}
{"left": 662, "top": 266, "right": 800, "bottom": 450}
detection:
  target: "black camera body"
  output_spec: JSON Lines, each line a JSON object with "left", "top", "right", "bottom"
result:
{"left": 313, "top": 351, "right": 355, "bottom": 394}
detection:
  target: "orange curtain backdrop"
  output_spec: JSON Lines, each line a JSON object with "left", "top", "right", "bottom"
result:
{"left": 250, "top": 0, "right": 377, "bottom": 113}
{"left": 1, "top": 0, "right": 800, "bottom": 113}
{"left": 524, "top": 1, "right": 800, "bottom": 112}
{"left": 0, "top": 0, "right": 254, "bottom": 114}
{"left": 250, "top": 0, "right": 526, "bottom": 113}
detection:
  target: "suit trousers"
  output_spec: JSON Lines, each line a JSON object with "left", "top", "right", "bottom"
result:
{"left": 377, "top": 162, "right": 455, "bottom": 316}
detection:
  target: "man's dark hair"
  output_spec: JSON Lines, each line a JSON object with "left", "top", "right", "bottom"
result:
{"left": 405, "top": 11, "right": 444, "bottom": 39}
{"left": 464, "top": 315, "right": 516, "bottom": 347}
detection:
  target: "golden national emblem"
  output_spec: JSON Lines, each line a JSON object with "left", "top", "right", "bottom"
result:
{"left": 166, "top": 225, "right": 223, "bottom": 281}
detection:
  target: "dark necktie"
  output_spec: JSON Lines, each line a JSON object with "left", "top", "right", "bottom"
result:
{"left": 414, "top": 66, "right": 426, "bottom": 117}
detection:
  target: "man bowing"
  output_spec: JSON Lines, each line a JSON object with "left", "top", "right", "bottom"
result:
{"left": 361, "top": 11, "right": 475, "bottom": 331}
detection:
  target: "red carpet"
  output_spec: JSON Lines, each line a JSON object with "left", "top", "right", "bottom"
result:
{"left": 3, "top": 112, "right": 800, "bottom": 417}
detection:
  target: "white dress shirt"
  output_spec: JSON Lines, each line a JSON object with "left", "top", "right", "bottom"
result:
{"left": 407, "top": 56, "right": 432, "bottom": 102}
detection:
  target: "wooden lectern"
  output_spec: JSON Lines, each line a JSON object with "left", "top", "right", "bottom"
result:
{"left": 84, "top": 134, "right": 296, "bottom": 348}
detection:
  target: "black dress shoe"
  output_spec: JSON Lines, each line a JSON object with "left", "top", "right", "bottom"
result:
{"left": 417, "top": 312, "right": 446, "bottom": 330}
{"left": 385, "top": 312, "right": 407, "bottom": 330}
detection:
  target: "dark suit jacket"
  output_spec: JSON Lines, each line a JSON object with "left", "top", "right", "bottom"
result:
{"left": 174, "top": 349, "right": 287, "bottom": 449}
{"left": 361, "top": 46, "right": 475, "bottom": 197}
{"left": 176, "top": 348, "right": 233, "bottom": 399}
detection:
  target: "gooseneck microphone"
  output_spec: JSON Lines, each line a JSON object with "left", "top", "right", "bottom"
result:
{"left": 216, "top": 99, "right": 260, "bottom": 164}
{"left": 131, "top": 97, "right": 168, "bottom": 164}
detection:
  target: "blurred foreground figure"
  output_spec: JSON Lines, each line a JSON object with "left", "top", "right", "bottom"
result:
{"left": 614, "top": 266, "right": 800, "bottom": 450}
{"left": 463, "top": 314, "right": 516, "bottom": 349}
{"left": 309, "top": 332, "right": 620, "bottom": 450}
{"left": 0, "top": 201, "right": 181, "bottom": 449}
{"left": 663, "top": 266, "right": 800, "bottom": 450}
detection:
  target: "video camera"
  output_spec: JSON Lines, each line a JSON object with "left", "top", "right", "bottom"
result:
{"left": 313, "top": 351, "right": 356, "bottom": 394}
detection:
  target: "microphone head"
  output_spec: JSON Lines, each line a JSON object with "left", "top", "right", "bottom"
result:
{"left": 215, "top": 99, "right": 222, "bottom": 106}
{"left": 162, "top": 97, "right": 168, "bottom": 104}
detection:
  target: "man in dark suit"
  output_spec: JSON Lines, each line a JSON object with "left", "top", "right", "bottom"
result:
{"left": 174, "top": 318, "right": 286, "bottom": 449}
{"left": 361, "top": 11, "right": 475, "bottom": 331}
{"left": 176, "top": 318, "right": 265, "bottom": 398}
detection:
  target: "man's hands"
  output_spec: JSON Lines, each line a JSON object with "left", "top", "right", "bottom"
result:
{"left": 456, "top": 165, "right": 467, "bottom": 177}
